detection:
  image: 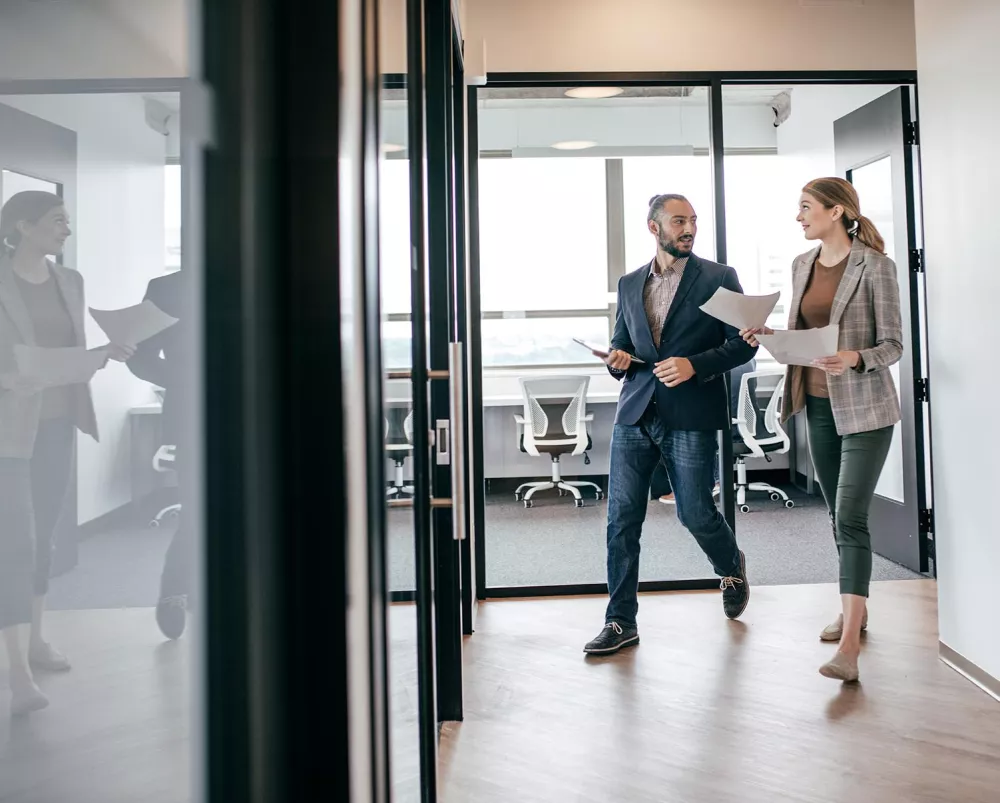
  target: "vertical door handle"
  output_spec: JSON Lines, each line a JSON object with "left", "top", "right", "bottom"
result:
{"left": 448, "top": 342, "right": 466, "bottom": 541}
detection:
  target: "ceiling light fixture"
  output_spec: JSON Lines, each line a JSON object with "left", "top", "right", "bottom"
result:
{"left": 551, "top": 140, "right": 598, "bottom": 151}
{"left": 381, "top": 143, "right": 406, "bottom": 153}
{"left": 564, "top": 87, "right": 624, "bottom": 99}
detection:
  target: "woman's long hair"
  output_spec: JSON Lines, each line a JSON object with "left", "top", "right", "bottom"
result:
{"left": 802, "top": 177, "right": 886, "bottom": 254}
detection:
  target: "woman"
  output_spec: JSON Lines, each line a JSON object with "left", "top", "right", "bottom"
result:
{"left": 0, "top": 191, "right": 131, "bottom": 715}
{"left": 741, "top": 177, "right": 903, "bottom": 682}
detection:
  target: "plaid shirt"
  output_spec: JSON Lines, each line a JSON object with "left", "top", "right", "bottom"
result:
{"left": 643, "top": 256, "right": 687, "bottom": 348}
{"left": 781, "top": 238, "right": 903, "bottom": 436}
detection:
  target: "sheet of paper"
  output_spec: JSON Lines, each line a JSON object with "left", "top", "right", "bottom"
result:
{"left": 755, "top": 325, "right": 840, "bottom": 367}
{"left": 572, "top": 338, "right": 645, "bottom": 364}
{"left": 699, "top": 287, "right": 780, "bottom": 331}
{"left": 14, "top": 345, "right": 107, "bottom": 387}
{"left": 89, "top": 300, "right": 178, "bottom": 347}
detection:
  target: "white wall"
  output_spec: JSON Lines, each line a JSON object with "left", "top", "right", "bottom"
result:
{"left": 0, "top": 0, "right": 186, "bottom": 80}
{"left": 914, "top": 0, "right": 1000, "bottom": 683}
{"left": 0, "top": 94, "right": 167, "bottom": 524}
{"left": 464, "top": 0, "right": 916, "bottom": 76}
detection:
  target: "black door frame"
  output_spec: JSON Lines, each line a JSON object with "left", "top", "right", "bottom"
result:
{"left": 423, "top": 0, "right": 465, "bottom": 724}
{"left": 835, "top": 86, "right": 930, "bottom": 573}
{"left": 466, "top": 70, "right": 921, "bottom": 599}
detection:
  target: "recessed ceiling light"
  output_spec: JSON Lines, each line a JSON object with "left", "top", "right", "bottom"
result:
{"left": 551, "top": 140, "right": 598, "bottom": 151}
{"left": 564, "top": 87, "right": 624, "bottom": 99}
{"left": 381, "top": 143, "right": 405, "bottom": 153}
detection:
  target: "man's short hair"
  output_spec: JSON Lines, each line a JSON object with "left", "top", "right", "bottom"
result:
{"left": 647, "top": 193, "right": 690, "bottom": 224}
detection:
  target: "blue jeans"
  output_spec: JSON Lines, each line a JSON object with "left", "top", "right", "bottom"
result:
{"left": 605, "top": 406, "right": 742, "bottom": 626}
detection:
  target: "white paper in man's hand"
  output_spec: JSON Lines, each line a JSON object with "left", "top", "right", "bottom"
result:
{"left": 699, "top": 287, "right": 780, "bottom": 331}
{"left": 14, "top": 345, "right": 108, "bottom": 387}
{"left": 755, "top": 325, "right": 840, "bottom": 366}
{"left": 89, "top": 300, "right": 178, "bottom": 347}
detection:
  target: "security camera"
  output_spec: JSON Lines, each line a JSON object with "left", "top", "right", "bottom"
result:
{"left": 771, "top": 91, "right": 791, "bottom": 128}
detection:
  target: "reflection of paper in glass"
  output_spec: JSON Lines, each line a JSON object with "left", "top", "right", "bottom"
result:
{"left": 89, "top": 300, "right": 178, "bottom": 346}
{"left": 699, "top": 287, "right": 780, "bottom": 330}
{"left": 755, "top": 325, "right": 840, "bottom": 367}
{"left": 14, "top": 346, "right": 107, "bottom": 387}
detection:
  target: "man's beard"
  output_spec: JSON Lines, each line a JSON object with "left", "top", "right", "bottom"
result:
{"left": 660, "top": 235, "right": 694, "bottom": 258}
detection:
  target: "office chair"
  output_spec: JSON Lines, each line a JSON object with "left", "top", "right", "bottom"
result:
{"left": 386, "top": 410, "right": 415, "bottom": 499}
{"left": 149, "top": 444, "right": 181, "bottom": 528}
{"left": 513, "top": 375, "right": 603, "bottom": 508}
{"left": 732, "top": 370, "right": 793, "bottom": 513}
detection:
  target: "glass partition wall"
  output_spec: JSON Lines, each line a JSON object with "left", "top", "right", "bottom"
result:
{"left": 469, "top": 77, "right": 930, "bottom": 598}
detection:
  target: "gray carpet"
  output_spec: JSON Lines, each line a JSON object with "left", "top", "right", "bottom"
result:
{"left": 42, "top": 485, "right": 922, "bottom": 608}
{"left": 388, "top": 486, "right": 922, "bottom": 592}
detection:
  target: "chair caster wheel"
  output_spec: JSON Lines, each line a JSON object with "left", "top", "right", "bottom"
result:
{"left": 596, "top": 492, "right": 604, "bottom": 501}
{"left": 149, "top": 520, "right": 160, "bottom": 528}
{"left": 770, "top": 492, "right": 781, "bottom": 501}
{"left": 514, "top": 493, "right": 522, "bottom": 501}
{"left": 524, "top": 500, "right": 533, "bottom": 509}
{"left": 740, "top": 505, "right": 750, "bottom": 514}
{"left": 574, "top": 500, "right": 584, "bottom": 508}
{"left": 785, "top": 500, "right": 795, "bottom": 509}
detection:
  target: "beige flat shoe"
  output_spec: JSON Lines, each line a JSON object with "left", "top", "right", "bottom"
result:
{"left": 10, "top": 682, "right": 49, "bottom": 717}
{"left": 820, "top": 612, "right": 868, "bottom": 642}
{"left": 819, "top": 651, "right": 860, "bottom": 682}
{"left": 29, "top": 642, "right": 71, "bottom": 673}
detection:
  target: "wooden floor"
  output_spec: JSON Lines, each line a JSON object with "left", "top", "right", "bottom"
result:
{"left": 0, "top": 608, "right": 190, "bottom": 803}
{"left": 438, "top": 581, "right": 1000, "bottom": 803}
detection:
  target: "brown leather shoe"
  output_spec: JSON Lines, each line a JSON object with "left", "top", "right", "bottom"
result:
{"left": 819, "top": 651, "right": 860, "bottom": 682}
{"left": 820, "top": 612, "right": 868, "bottom": 642}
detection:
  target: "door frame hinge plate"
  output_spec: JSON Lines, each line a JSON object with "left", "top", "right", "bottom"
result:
{"left": 915, "top": 377, "right": 930, "bottom": 402}
{"left": 905, "top": 120, "right": 920, "bottom": 146}
{"left": 909, "top": 248, "right": 924, "bottom": 274}
{"left": 919, "top": 508, "right": 934, "bottom": 535}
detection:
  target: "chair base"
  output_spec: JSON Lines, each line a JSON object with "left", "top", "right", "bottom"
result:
{"left": 387, "top": 484, "right": 415, "bottom": 499}
{"left": 514, "top": 480, "right": 604, "bottom": 508}
{"left": 150, "top": 503, "right": 181, "bottom": 529}
{"left": 734, "top": 457, "right": 794, "bottom": 513}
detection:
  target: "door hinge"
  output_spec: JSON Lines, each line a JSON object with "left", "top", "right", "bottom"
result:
{"left": 919, "top": 508, "right": 934, "bottom": 535}
{"left": 909, "top": 248, "right": 924, "bottom": 274}
{"left": 905, "top": 120, "right": 920, "bottom": 146}
{"left": 915, "top": 377, "right": 930, "bottom": 402}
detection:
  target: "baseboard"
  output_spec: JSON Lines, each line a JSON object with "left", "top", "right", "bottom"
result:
{"left": 939, "top": 641, "right": 1000, "bottom": 703}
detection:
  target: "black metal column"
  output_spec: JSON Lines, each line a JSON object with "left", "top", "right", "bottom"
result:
{"left": 466, "top": 87, "right": 487, "bottom": 602}
{"left": 709, "top": 78, "right": 736, "bottom": 532}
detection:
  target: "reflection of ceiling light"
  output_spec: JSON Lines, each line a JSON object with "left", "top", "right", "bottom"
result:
{"left": 551, "top": 140, "right": 597, "bottom": 150}
{"left": 564, "top": 87, "right": 624, "bottom": 99}
{"left": 381, "top": 143, "right": 405, "bottom": 153}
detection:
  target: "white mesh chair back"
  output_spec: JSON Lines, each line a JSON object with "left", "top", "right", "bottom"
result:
{"left": 734, "top": 370, "right": 789, "bottom": 457}
{"left": 403, "top": 410, "right": 415, "bottom": 443}
{"left": 764, "top": 375, "right": 786, "bottom": 436}
{"left": 736, "top": 375, "right": 758, "bottom": 439}
{"left": 519, "top": 376, "right": 590, "bottom": 439}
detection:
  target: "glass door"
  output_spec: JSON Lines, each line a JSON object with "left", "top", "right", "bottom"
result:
{"left": 469, "top": 83, "right": 722, "bottom": 595}
{"left": 834, "top": 87, "right": 930, "bottom": 574}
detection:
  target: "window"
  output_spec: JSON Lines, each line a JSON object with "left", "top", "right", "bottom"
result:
{"left": 478, "top": 158, "right": 608, "bottom": 312}
{"left": 379, "top": 158, "right": 412, "bottom": 316}
{"left": 164, "top": 163, "right": 181, "bottom": 271}
{"left": 621, "top": 156, "right": 716, "bottom": 269}
{"left": 481, "top": 316, "right": 610, "bottom": 368}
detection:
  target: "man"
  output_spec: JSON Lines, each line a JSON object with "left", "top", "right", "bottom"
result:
{"left": 127, "top": 269, "right": 192, "bottom": 639}
{"left": 653, "top": 357, "right": 757, "bottom": 503}
{"left": 584, "top": 194, "right": 757, "bottom": 655}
